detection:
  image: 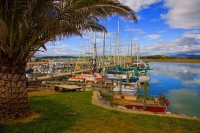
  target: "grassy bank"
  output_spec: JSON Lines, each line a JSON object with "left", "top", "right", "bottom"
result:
{"left": 0, "top": 89, "right": 200, "bottom": 133}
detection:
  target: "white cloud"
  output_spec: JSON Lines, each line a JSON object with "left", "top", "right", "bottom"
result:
{"left": 182, "top": 30, "right": 200, "bottom": 39}
{"left": 119, "top": 0, "right": 161, "bottom": 12}
{"left": 161, "top": 0, "right": 200, "bottom": 29}
{"left": 141, "top": 37, "right": 200, "bottom": 55}
{"left": 145, "top": 34, "right": 161, "bottom": 39}
{"left": 82, "top": 31, "right": 116, "bottom": 43}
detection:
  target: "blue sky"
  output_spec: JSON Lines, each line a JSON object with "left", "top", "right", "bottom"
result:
{"left": 38, "top": 0, "right": 200, "bottom": 57}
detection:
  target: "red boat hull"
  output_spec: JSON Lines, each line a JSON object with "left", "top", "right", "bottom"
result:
{"left": 125, "top": 105, "right": 167, "bottom": 113}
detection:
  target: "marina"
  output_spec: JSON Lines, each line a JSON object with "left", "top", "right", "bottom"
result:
{"left": 25, "top": 58, "right": 200, "bottom": 119}
{"left": 1, "top": 1, "right": 200, "bottom": 132}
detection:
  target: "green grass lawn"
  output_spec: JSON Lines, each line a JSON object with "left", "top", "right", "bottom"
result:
{"left": 0, "top": 91, "right": 200, "bottom": 133}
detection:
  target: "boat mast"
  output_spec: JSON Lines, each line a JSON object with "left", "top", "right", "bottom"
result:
{"left": 117, "top": 21, "right": 120, "bottom": 65}
{"left": 103, "top": 19, "right": 106, "bottom": 69}
{"left": 134, "top": 43, "right": 136, "bottom": 61}
{"left": 114, "top": 37, "right": 116, "bottom": 67}
{"left": 136, "top": 31, "right": 139, "bottom": 66}
{"left": 93, "top": 29, "right": 97, "bottom": 73}
{"left": 131, "top": 36, "right": 132, "bottom": 61}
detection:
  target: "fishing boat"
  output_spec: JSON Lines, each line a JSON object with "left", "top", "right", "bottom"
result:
{"left": 113, "top": 94, "right": 170, "bottom": 113}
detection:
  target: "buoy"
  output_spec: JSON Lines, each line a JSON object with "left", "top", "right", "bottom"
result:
{"left": 165, "top": 99, "right": 170, "bottom": 106}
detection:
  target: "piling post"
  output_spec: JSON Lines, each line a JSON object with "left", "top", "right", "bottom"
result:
{"left": 143, "top": 82, "right": 147, "bottom": 111}
{"left": 119, "top": 80, "right": 122, "bottom": 94}
{"left": 111, "top": 80, "right": 114, "bottom": 94}
{"left": 126, "top": 71, "right": 129, "bottom": 84}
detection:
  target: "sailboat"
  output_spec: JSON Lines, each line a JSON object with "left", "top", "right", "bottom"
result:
{"left": 130, "top": 31, "right": 152, "bottom": 83}
{"left": 105, "top": 21, "right": 140, "bottom": 94}
{"left": 68, "top": 31, "right": 104, "bottom": 83}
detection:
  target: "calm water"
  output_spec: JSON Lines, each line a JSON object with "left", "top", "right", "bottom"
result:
{"left": 145, "top": 62, "right": 200, "bottom": 118}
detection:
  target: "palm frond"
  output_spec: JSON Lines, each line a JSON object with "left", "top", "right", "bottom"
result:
{"left": 0, "top": 0, "right": 137, "bottom": 65}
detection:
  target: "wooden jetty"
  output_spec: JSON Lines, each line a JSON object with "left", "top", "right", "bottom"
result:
{"left": 28, "top": 69, "right": 90, "bottom": 81}
{"left": 27, "top": 69, "right": 91, "bottom": 86}
{"left": 27, "top": 65, "right": 113, "bottom": 87}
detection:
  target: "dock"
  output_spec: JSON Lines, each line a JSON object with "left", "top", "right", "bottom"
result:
{"left": 27, "top": 65, "right": 113, "bottom": 87}
{"left": 28, "top": 69, "right": 90, "bottom": 81}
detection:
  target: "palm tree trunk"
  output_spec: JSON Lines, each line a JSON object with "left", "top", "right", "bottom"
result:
{"left": 0, "top": 65, "right": 31, "bottom": 121}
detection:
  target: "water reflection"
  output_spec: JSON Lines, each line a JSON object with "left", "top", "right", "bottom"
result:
{"left": 150, "top": 63, "right": 200, "bottom": 83}
{"left": 168, "top": 89, "right": 200, "bottom": 118}
{"left": 148, "top": 62, "right": 200, "bottom": 118}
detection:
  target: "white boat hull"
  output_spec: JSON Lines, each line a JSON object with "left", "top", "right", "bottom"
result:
{"left": 139, "top": 75, "right": 150, "bottom": 83}
{"left": 113, "top": 86, "right": 138, "bottom": 95}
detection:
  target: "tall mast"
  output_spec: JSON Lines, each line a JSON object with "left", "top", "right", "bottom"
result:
{"left": 117, "top": 21, "right": 120, "bottom": 65}
{"left": 134, "top": 43, "right": 136, "bottom": 61}
{"left": 114, "top": 21, "right": 120, "bottom": 66}
{"left": 131, "top": 36, "right": 132, "bottom": 61}
{"left": 103, "top": 19, "right": 106, "bottom": 68}
{"left": 93, "top": 29, "right": 97, "bottom": 67}
{"left": 137, "top": 31, "right": 139, "bottom": 66}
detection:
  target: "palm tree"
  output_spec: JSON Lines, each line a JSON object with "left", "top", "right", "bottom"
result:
{"left": 0, "top": 0, "right": 137, "bottom": 121}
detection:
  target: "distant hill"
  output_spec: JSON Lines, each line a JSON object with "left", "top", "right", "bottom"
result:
{"left": 169, "top": 54, "right": 200, "bottom": 58}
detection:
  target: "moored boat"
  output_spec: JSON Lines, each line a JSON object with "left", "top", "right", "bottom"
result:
{"left": 67, "top": 75, "right": 84, "bottom": 82}
{"left": 113, "top": 94, "right": 170, "bottom": 113}
{"left": 68, "top": 72, "right": 104, "bottom": 83}
{"left": 133, "top": 67, "right": 151, "bottom": 83}
{"left": 112, "top": 83, "right": 139, "bottom": 95}
{"left": 139, "top": 75, "right": 151, "bottom": 83}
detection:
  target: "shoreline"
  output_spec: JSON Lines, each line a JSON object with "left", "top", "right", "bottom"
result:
{"left": 27, "top": 86, "right": 199, "bottom": 120}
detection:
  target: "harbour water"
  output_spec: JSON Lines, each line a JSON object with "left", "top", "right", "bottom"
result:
{"left": 146, "top": 62, "right": 200, "bottom": 118}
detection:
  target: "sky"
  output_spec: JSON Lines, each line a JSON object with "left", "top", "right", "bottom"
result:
{"left": 37, "top": 0, "right": 200, "bottom": 57}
